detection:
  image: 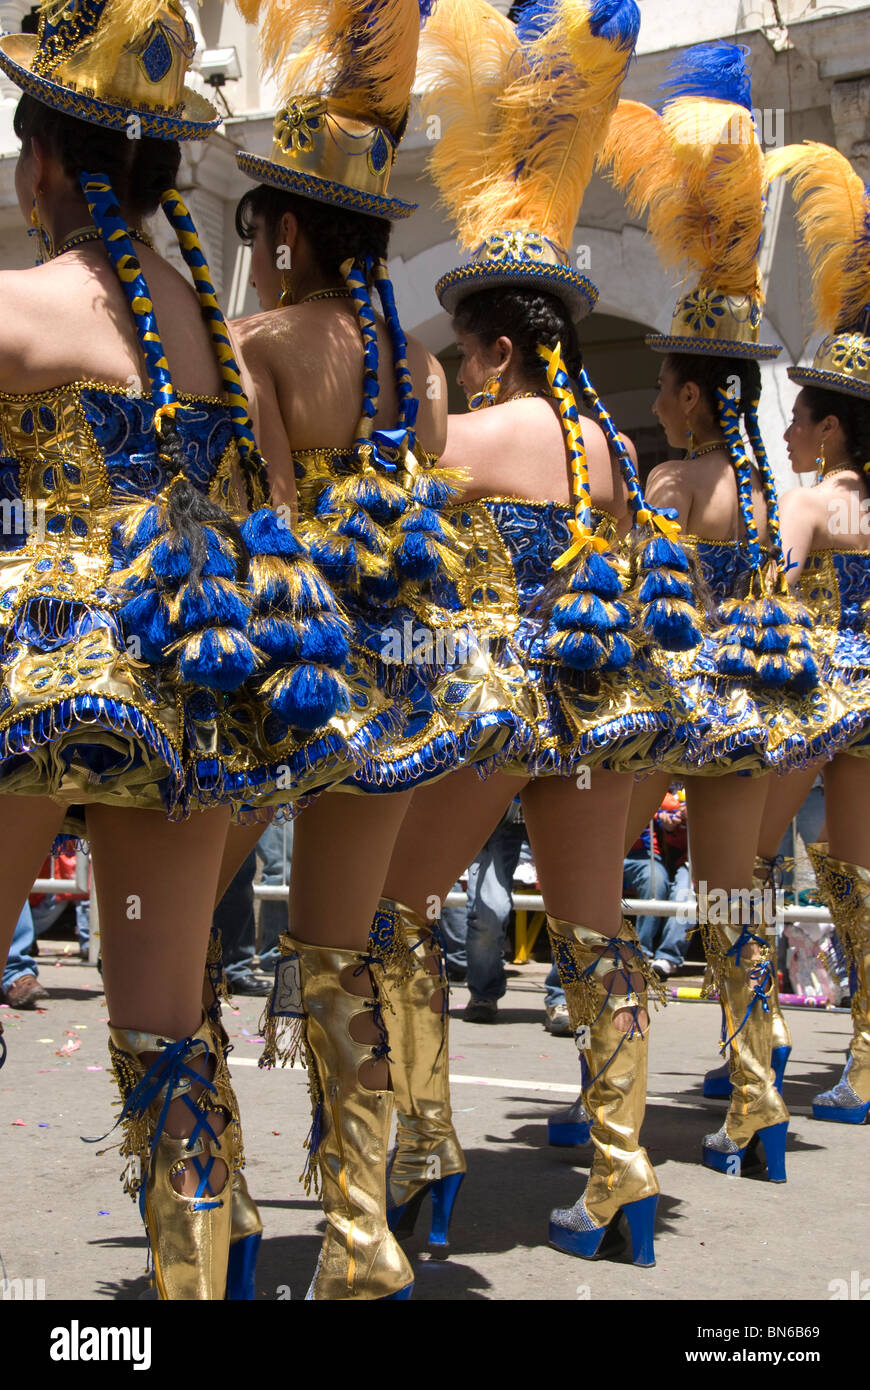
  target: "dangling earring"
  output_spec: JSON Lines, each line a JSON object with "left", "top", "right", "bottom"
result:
{"left": 469, "top": 373, "right": 502, "bottom": 412}
{"left": 684, "top": 413, "right": 697, "bottom": 458}
{"left": 29, "top": 194, "right": 53, "bottom": 265}
{"left": 815, "top": 440, "right": 826, "bottom": 486}
{"left": 279, "top": 269, "right": 294, "bottom": 307}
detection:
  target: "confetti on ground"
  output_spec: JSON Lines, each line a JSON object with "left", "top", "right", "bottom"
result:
{"left": 73, "top": 1024, "right": 87, "bottom": 1030}
{"left": 56, "top": 1036, "right": 81, "bottom": 1057}
{"left": 11, "top": 1119, "right": 26, "bottom": 1125}
{"left": 98, "top": 1210, "right": 110, "bottom": 1216}
{"left": 86, "top": 1065, "right": 104, "bottom": 1072}
{"left": 38, "top": 1123, "right": 50, "bottom": 1128}
{"left": 38, "top": 1038, "right": 53, "bottom": 1044}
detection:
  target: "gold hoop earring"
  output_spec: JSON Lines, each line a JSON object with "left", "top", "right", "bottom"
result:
{"left": 469, "top": 373, "right": 502, "bottom": 412}
{"left": 279, "top": 269, "right": 294, "bottom": 307}
{"left": 29, "top": 195, "right": 53, "bottom": 265}
{"left": 815, "top": 440, "right": 826, "bottom": 486}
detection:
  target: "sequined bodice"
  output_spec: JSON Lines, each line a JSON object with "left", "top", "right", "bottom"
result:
{"left": 801, "top": 548, "right": 870, "bottom": 635}
{"left": 684, "top": 536, "right": 754, "bottom": 604}
{"left": 0, "top": 383, "right": 238, "bottom": 556}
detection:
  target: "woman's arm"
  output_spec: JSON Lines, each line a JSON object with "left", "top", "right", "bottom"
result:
{"left": 644, "top": 460, "right": 694, "bottom": 532}
{"left": 778, "top": 487, "right": 821, "bottom": 584}
{"left": 232, "top": 320, "right": 297, "bottom": 524}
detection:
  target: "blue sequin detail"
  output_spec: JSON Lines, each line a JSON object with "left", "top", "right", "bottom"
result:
{"left": 139, "top": 27, "right": 173, "bottom": 83}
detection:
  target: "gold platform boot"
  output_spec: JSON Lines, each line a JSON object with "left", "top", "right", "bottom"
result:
{"left": 368, "top": 899, "right": 466, "bottom": 1257}
{"left": 106, "top": 1013, "right": 239, "bottom": 1299}
{"left": 703, "top": 857, "right": 792, "bottom": 1098}
{"left": 203, "top": 926, "right": 263, "bottom": 1299}
{"left": 268, "top": 934, "right": 415, "bottom": 1300}
{"left": 546, "top": 917, "right": 662, "bottom": 1267}
{"left": 806, "top": 844, "right": 870, "bottom": 1124}
{"left": 700, "top": 904, "right": 790, "bottom": 1179}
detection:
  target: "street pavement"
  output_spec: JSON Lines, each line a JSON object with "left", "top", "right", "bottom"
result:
{"left": 0, "top": 946, "right": 863, "bottom": 1303}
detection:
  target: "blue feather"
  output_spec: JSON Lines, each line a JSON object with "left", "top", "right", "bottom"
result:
{"left": 514, "top": 0, "right": 558, "bottom": 45}
{"left": 661, "top": 41, "right": 753, "bottom": 112}
{"left": 587, "top": 0, "right": 641, "bottom": 49}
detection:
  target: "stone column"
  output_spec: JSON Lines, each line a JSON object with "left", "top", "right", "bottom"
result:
{"left": 831, "top": 76, "right": 870, "bottom": 181}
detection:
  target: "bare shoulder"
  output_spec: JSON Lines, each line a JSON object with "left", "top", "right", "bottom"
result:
{"left": 779, "top": 483, "right": 827, "bottom": 528}
{"left": 646, "top": 457, "right": 690, "bottom": 494}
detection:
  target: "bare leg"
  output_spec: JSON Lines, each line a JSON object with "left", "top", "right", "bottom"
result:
{"left": 823, "top": 754, "right": 870, "bottom": 866}
{"left": 685, "top": 774, "right": 771, "bottom": 893}
{"left": 383, "top": 766, "right": 523, "bottom": 918}
{"left": 0, "top": 796, "right": 67, "bottom": 972}
{"left": 758, "top": 764, "right": 824, "bottom": 860}
{"left": 624, "top": 772, "right": 671, "bottom": 853}
{"left": 216, "top": 816, "right": 273, "bottom": 904}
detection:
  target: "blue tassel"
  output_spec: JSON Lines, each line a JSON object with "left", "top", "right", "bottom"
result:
{"left": 553, "top": 592, "right": 612, "bottom": 634}
{"left": 248, "top": 617, "right": 302, "bottom": 663}
{"left": 360, "top": 569, "right": 401, "bottom": 603}
{"left": 122, "top": 504, "right": 164, "bottom": 554}
{"left": 394, "top": 531, "right": 443, "bottom": 583}
{"left": 759, "top": 599, "right": 791, "bottom": 627}
{"left": 757, "top": 628, "right": 791, "bottom": 654}
{"left": 602, "top": 632, "right": 633, "bottom": 670}
{"left": 178, "top": 627, "right": 258, "bottom": 692}
{"left": 316, "top": 476, "right": 406, "bottom": 527}
{"left": 309, "top": 535, "right": 367, "bottom": 587}
{"left": 643, "top": 599, "right": 701, "bottom": 651}
{"left": 118, "top": 587, "right": 176, "bottom": 663}
{"left": 337, "top": 511, "right": 384, "bottom": 547}
{"left": 641, "top": 536, "right": 690, "bottom": 573}
{"left": 572, "top": 551, "right": 622, "bottom": 599}
{"left": 241, "top": 508, "right": 304, "bottom": 560}
{"left": 409, "top": 471, "right": 457, "bottom": 510}
{"left": 549, "top": 629, "right": 608, "bottom": 671}
{"left": 756, "top": 653, "right": 791, "bottom": 686}
{"left": 638, "top": 569, "right": 694, "bottom": 603}
{"left": 177, "top": 577, "right": 251, "bottom": 632}
{"left": 262, "top": 666, "right": 351, "bottom": 732}
{"left": 151, "top": 532, "right": 237, "bottom": 583}
{"left": 719, "top": 645, "right": 757, "bottom": 678}
{"left": 299, "top": 613, "right": 351, "bottom": 666}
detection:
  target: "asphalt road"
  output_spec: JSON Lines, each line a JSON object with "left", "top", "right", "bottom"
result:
{"left": 0, "top": 947, "right": 863, "bottom": 1303}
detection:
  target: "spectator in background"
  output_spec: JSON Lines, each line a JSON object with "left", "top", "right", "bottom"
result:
{"left": 211, "top": 823, "right": 292, "bottom": 996}
{"left": 636, "top": 786, "right": 692, "bottom": 978}
{"left": 255, "top": 819, "right": 293, "bottom": 978}
{"left": 1, "top": 902, "right": 48, "bottom": 1008}
{"left": 623, "top": 815, "right": 670, "bottom": 969}
{"left": 464, "top": 803, "right": 527, "bottom": 1022}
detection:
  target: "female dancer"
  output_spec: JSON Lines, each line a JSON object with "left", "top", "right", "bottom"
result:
{"left": 599, "top": 44, "right": 840, "bottom": 1181}
{"left": 228, "top": 0, "right": 535, "bottom": 1300}
{"left": 341, "top": 0, "right": 705, "bottom": 1272}
{"left": 0, "top": 1, "right": 351, "bottom": 1299}
{"left": 755, "top": 141, "right": 870, "bottom": 1125}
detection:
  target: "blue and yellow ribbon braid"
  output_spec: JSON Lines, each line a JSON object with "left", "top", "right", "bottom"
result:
{"left": 161, "top": 187, "right": 265, "bottom": 502}
{"left": 374, "top": 260, "right": 418, "bottom": 449}
{"left": 80, "top": 172, "right": 176, "bottom": 428}
{"left": 538, "top": 343, "right": 609, "bottom": 569}
{"left": 341, "top": 256, "right": 381, "bottom": 451}
{"left": 745, "top": 394, "right": 785, "bottom": 579}
{"left": 716, "top": 385, "right": 762, "bottom": 572}
{"left": 577, "top": 366, "right": 682, "bottom": 544}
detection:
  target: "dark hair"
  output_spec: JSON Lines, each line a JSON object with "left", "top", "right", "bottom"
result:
{"left": 453, "top": 286, "right": 583, "bottom": 380}
{"left": 801, "top": 385, "right": 870, "bottom": 469}
{"left": 664, "top": 352, "right": 761, "bottom": 421}
{"left": 235, "top": 184, "right": 390, "bottom": 280}
{"left": 14, "top": 94, "right": 180, "bottom": 222}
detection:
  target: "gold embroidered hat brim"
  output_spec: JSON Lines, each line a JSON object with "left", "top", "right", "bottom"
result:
{"left": 236, "top": 149, "right": 417, "bottom": 221}
{"left": 0, "top": 32, "right": 219, "bottom": 142}
{"left": 645, "top": 333, "right": 782, "bottom": 361}
{"left": 436, "top": 262, "right": 598, "bottom": 326}
{"left": 788, "top": 366, "right": 870, "bottom": 403}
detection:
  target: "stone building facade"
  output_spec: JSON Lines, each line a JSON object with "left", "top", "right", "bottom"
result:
{"left": 1, "top": 0, "right": 868, "bottom": 481}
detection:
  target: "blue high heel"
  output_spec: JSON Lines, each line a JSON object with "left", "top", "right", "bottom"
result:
{"left": 381, "top": 1283, "right": 414, "bottom": 1300}
{"left": 548, "top": 1096, "right": 592, "bottom": 1147}
{"left": 702, "top": 1120, "right": 788, "bottom": 1182}
{"left": 226, "top": 1232, "right": 261, "bottom": 1301}
{"left": 703, "top": 1045, "right": 791, "bottom": 1099}
{"left": 812, "top": 1059, "right": 870, "bottom": 1124}
{"left": 549, "top": 1193, "right": 658, "bottom": 1268}
{"left": 388, "top": 1171, "right": 464, "bottom": 1257}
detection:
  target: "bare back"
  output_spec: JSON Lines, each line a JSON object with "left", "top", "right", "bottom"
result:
{"left": 234, "top": 301, "right": 447, "bottom": 508}
{"left": 0, "top": 247, "right": 224, "bottom": 399}
{"left": 439, "top": 397, "right": 631, "bottom": 523}
{"left": 645, "top": 450, "right": 770, "bottom": 547}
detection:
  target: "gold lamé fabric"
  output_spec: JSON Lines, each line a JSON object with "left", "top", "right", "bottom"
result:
{"left": 435, "top": 497, "right": 679, "bottom": 776}
{"left": 294, "top": 450, "right": 537, "bottom": 790}
{"left": 0, "top": 383, "right": 357, "bottom": 830}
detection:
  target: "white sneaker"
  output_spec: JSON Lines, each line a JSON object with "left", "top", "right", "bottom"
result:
{"left": 652, "top": 958, "right": 674, "bottom": 978}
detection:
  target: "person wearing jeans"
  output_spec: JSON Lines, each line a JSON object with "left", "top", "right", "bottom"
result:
{"left": 1, "top": 902, "right": 47, "bottom": 1008}
{"left": 255, "top": 819, "right": 293, "bottom": 977}
{"left": 464, "top": 808, "right": 526, "bottom": 1022}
